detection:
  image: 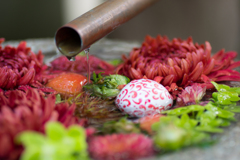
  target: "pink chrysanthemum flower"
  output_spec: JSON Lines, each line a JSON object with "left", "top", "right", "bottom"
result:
{"left": 0, "top": 88, "right": 85, "bottom": 160}
{"left": 176, "top": 83, "right": 206, "bottom": 107}
{"left": 88, "top": 133, "right": 154, "bottom": 160}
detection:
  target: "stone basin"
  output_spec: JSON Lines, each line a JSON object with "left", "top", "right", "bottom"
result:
{"left": 2, "top": 38, "right": 240, "bottom": 160}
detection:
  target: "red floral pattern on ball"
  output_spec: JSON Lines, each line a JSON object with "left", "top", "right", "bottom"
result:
{"left": 115, "top": 79, "right": 173, "bottom": 117}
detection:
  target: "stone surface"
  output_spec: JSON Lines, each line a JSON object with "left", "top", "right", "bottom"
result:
{"left": 3, "top": 38, "right": 240, "bottom": 160}
{"left": 2, "top": 38, "right": 140, "bottom": 65}
{"left": 2, "top": 38, "right": 59, "bottom": 65}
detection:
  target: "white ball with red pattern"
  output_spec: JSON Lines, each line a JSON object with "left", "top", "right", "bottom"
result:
{"left": 115, "top": 79, "right": 173, "bottom": 117}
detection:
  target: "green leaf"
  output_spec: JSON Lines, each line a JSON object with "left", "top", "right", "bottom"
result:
{"left": 217, "top": 92, "right": 240, "bottom": 105}
{"left": 67, "top": 125, "right": 87, "bottom": 151}
{"left": 195, "top": 126, "right": 223, "bottom": 133}
{"left": 176, "top": 114, "right": 198, "bottom": 129}
{"left": 17, "top": 122, "right": 89, "bottom": 160}
{"left": 45, "top": 122, "right": 66, "bottom": 141}
{"left": 20, "top": 149, "right": 41, "bottom": 160}
{"left": 55, "top": 94, "right": 62, "bottom": 104}
{"left": 197, "top": 110, "right": 216, "bottom": 121}
{"left": 67, "top": 125, "right": 85, "bottom": 138}
{"left": 92, "top": 72, "right": 97, "bottom": 83}
{"left": 228, "top": 87, "right": 240, "bottom": 94}
{"left": 83, "top": 74, "right": 130, "bottom": 99}
{"left": 17, "top": 132, "right": 45, "bottom": 146}
{"left": 108, "top": 74, "right": 130, "bottom": 85}
{"left": 152, "top": 115, "right": 209, "bottom": 150}
{"left": 218, "top": 118, "right": 231, "bottom": 127}
{"left": 154, "top": 82, "right": 240, "bottom": 151}
{"left": 153, "top": 123, "right": 187, "bottom": 150}
{"left": 188, "top": 131, "right": 210, "bottom": 145}
{"left": 211, "top": 81, "right": 230, "bottom": 92}
{"left": 162, "top": 107, "right": 189, "bottom": 116}
{"left": 163, "top": 105, "right": 205, "bottom": 116}
{"left": 224, "top": 105, "right": 240, "bottom": 113}
{"left": 211, "top": 81, "right": 240, "bottom": 105}
{"left": 98, "top": 72, "right": 103, "bottom": 80}
{"left": 102, "top": 87, "right": 120, "bottom": 98}
{"left": 211, "top": 81, "right": 240, "bottom": 94}
{"left": 205, "top": 104, "right": 235, "bottom": 119}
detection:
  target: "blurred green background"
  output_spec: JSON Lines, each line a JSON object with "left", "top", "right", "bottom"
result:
{"left": 0, "top": 0, "right": 239, "bottom": 53}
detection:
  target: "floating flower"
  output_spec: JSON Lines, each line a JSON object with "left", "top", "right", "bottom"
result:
{"left": 0, "top": 39, "right": 48, "bottom": 90}
{"left": 88, "top": 133, "right": 154, "bottom": 160}
{"left": 49, "top": 55, "right": 115, "bottom": 76}
{"left": 176, "top": 83, "right": 206, "bottom": 107}
{"left": 0, "top": 88, "right": 85, "bottom": 160}
{"left": 116, "top": 35, "right": 240, "bottom": 97}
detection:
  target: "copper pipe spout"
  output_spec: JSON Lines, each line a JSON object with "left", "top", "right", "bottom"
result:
{"left": 55, "top": 0, "right": 159, "bottom": 58}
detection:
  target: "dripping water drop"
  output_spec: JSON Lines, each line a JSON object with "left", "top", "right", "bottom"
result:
{"left": 84, "top": 48, "right": 91, "bottom": 84}
{"left": 69, "top": 57, "right": 76, "bottom": 61}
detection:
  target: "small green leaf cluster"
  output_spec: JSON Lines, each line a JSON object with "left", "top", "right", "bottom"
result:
{"left": 152, "top": 81, "right": 240, "bottom": 151}
{"left": 17, "top": 122, "right": 89, "bottom": 160}
{"left": 211, "top": 81, "right": 240, "bottom": 105}
{"left": 55, "top": 94, "right": 63, "bottom": 104}
{"left": 100, "top": 117, "right": 141, "bottom": 134}
{"left": 152, "top": 114, "right": 210, "bottom": 150}
{"left": 83, "top": 72, "right": 130, "bottom": 99}
{"left": 211, "top": 81, "right": 240, "bottom": 113}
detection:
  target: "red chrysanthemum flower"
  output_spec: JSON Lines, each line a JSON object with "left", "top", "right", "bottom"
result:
{"left": 116, "top": 35, "right": 240, "bottom": 97}
{"left": 0, "top": 88, "right": 86, "bottom": 160}
{"left": 88, "top": 133, "right": 154, "bottom": 160}
{"left": 49, "top": 55, "right": 115, "bottom": 76}
{"left": 0, "top": 38, "right": 48, "bottom": 90}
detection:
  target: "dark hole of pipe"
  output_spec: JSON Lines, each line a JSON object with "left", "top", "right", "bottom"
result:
{"left": 55, "top": 27, "right": 82, "bottom": 57}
